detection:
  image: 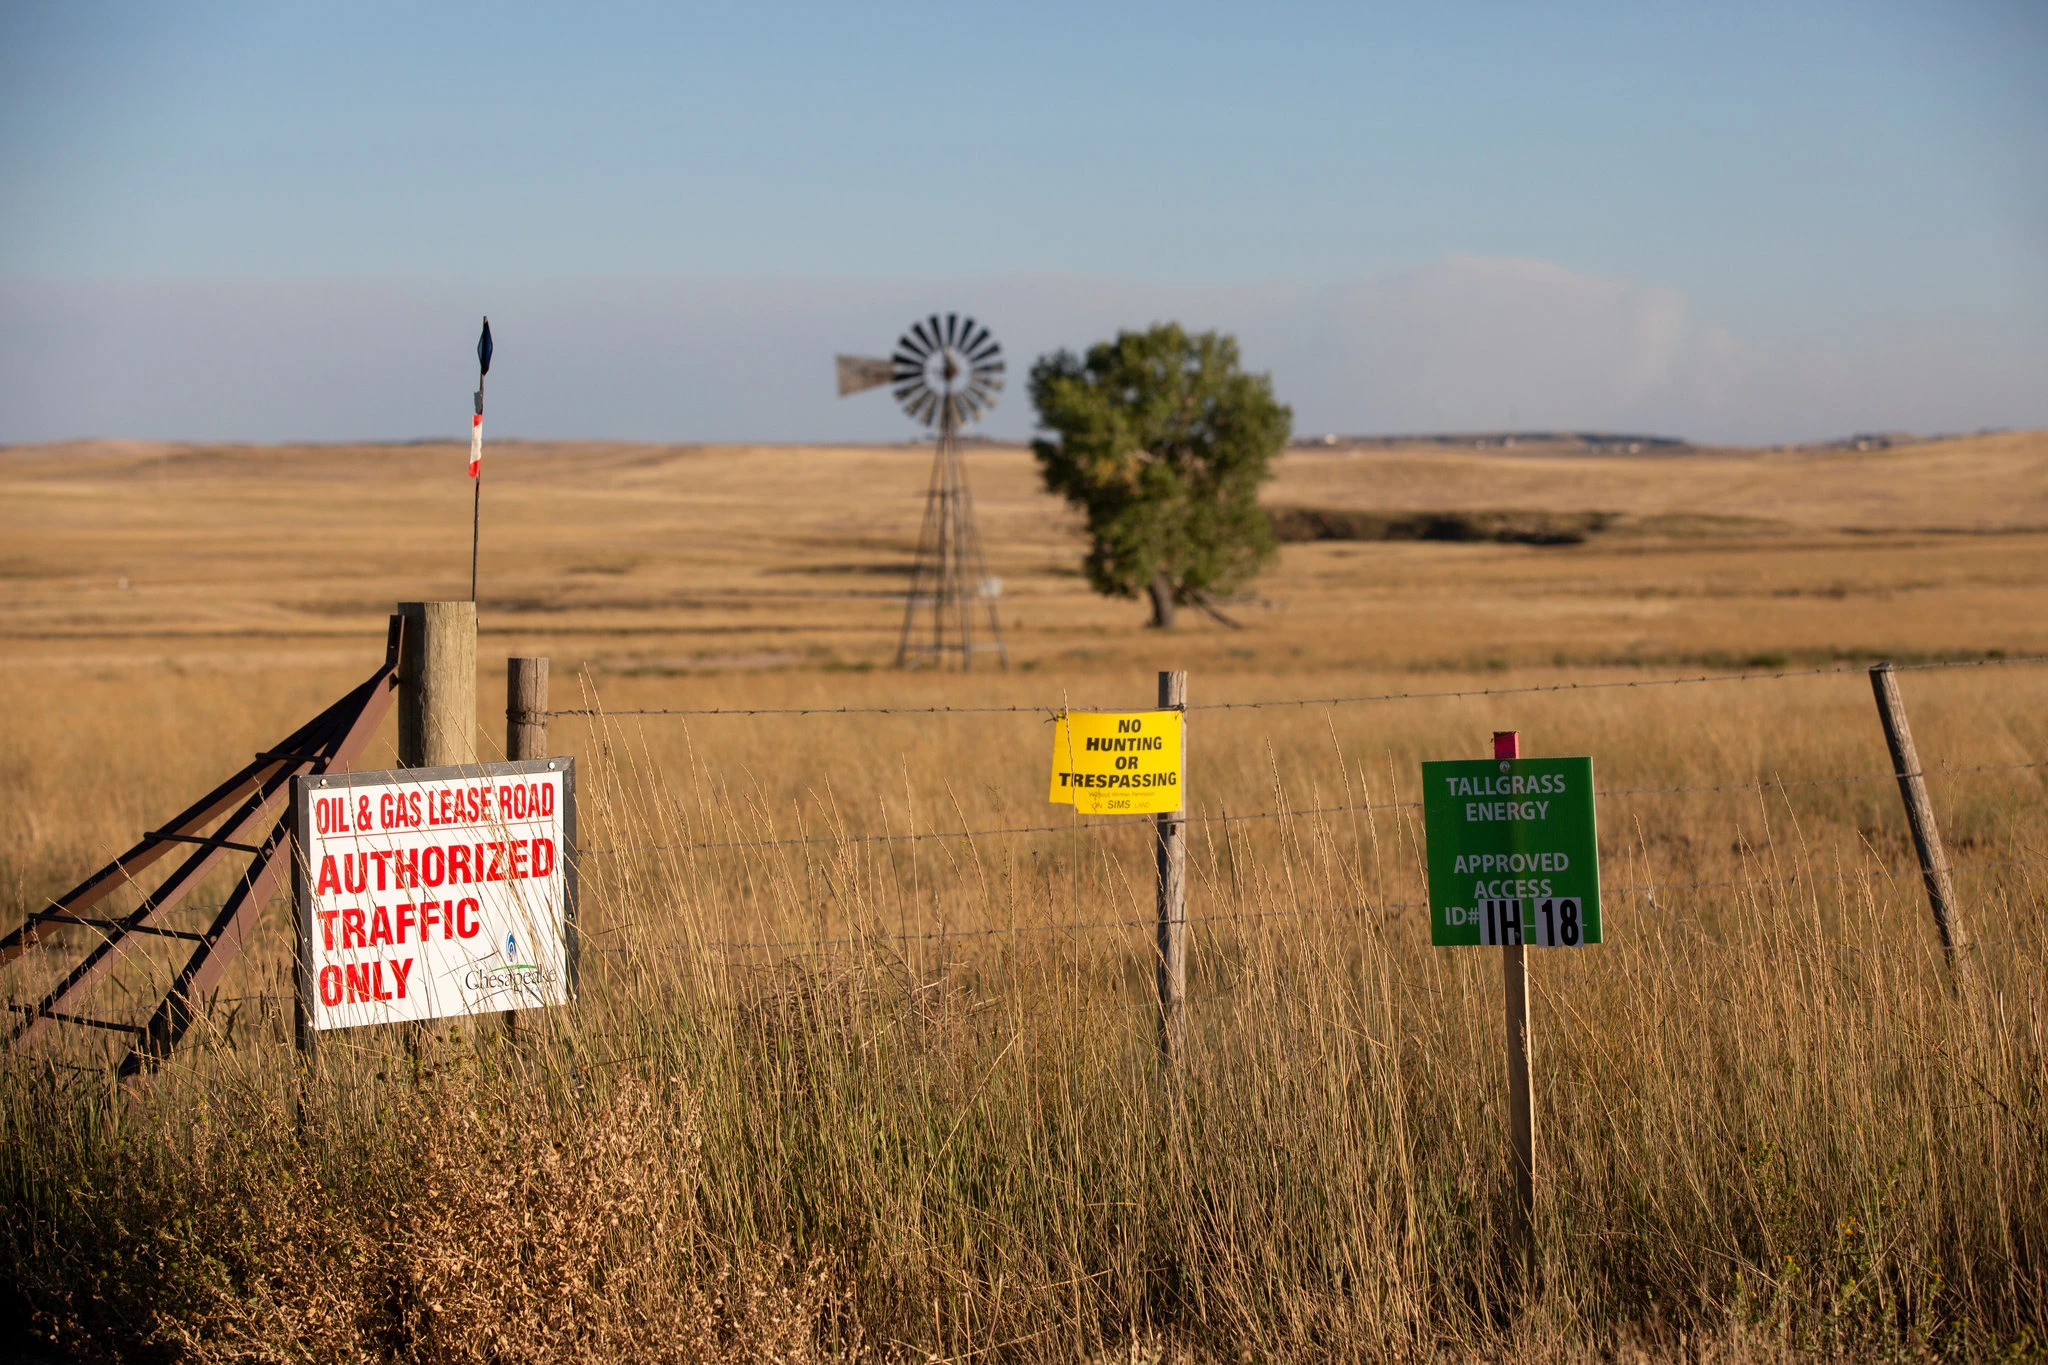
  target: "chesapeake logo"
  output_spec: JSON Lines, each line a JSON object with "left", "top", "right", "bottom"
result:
{"left": 463, "top": 931, "right": 559, "bottom": 1003}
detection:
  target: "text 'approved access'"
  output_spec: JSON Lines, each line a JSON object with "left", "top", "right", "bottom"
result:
{"left": 1423, "top": 756, "right": 1601, "bottom": 947}
{"left": 1048, "top": 710, "right": 1184, "bottom": 816}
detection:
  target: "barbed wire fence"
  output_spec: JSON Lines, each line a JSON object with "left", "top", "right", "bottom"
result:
{"left": 543, "top": 652, "right": 2048, "bottom": 720}
{"left": 19, "top": 655, "right": 2048, "bottom": 1035}
{"left": 566, "top": 761, "right": 2048, "bottom": 860}
{"left": 531, "top": 654, "right": 2048, "bottom": 1004}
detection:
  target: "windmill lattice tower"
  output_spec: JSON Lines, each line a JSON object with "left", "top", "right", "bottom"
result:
{"left": 837, "top": 313, "right": 1008, "bottom": 669}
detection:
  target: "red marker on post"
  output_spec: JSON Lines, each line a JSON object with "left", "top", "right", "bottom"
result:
{"left": 469, "top": 317, "right": 492, "bottom": 601}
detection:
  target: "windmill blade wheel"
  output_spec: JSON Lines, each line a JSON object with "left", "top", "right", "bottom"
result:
{"left": 880, "top": 314, "right": 1002, "bottom": 430}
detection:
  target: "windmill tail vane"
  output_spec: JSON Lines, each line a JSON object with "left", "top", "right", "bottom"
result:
{"left": 835, "top": 354, "right": 895, "bottom": 396}
{"left": 837, "top": 313, "right": 1008, "bottom": 671}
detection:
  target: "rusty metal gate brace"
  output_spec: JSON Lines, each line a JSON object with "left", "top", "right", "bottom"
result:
{"left": 1, "top": 615, "right": 404, "bottom": 1080}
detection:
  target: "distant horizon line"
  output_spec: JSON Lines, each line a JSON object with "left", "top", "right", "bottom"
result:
{"left": 3, "top": 426, "right": 2028, "bottom": 455}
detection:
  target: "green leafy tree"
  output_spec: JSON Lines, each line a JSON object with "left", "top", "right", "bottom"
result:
{"left": 1030, "top": 324, "right": 1291, "bottom": 628}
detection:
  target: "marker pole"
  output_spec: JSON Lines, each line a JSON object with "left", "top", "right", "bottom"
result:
{"left": 470, "top": 317, "right": 493, "bottom": 604}
{"left": 1155, "top": 670, "right": 1189, "bottom": 1065}
{"left": 470, "top": 384, "right": 482, "bottom": 604}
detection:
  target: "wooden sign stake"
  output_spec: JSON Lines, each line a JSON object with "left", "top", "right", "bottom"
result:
{"left": 1494, "top": 729, "right": 1537, "bottom": 1276}
{"left": 504, "top": 656, "right": 550, "bottom": 1039}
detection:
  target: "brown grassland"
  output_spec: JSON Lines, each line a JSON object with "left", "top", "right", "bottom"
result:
{"left": 2, "top": 431, "right": 2046, "bottom": 1361}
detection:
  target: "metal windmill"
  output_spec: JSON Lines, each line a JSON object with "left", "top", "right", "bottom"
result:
{"left": 837, "top": 313, "right": 1009, "bottom": 669}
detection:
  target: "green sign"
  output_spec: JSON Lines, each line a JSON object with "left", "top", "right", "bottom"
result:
{"left": 1423, "top": 756, "right": 1602, "bottom": 947}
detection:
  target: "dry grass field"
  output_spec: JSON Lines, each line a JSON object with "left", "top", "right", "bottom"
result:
{"left": 2, "top": 431, "right": 2046, "bottom": 1362}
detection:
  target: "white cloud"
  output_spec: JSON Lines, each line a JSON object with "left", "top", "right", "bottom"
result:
{"left": 1234, "top": 257, "right": 1750, "bottom": 436}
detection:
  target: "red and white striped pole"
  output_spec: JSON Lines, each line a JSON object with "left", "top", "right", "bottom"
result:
{"left": 469, "top": 317, "right": 492, "bottom": 602}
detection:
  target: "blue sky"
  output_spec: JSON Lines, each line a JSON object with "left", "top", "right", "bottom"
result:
{"left": 2, "top": 1, "right": 2043, "bottom": 444}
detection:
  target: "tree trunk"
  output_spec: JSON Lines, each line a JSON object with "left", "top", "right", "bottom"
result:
{"left": 1147, "top": 573, "right": 1177, "bottom": 629}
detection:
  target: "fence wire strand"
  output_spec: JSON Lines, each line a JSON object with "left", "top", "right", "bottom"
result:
{"left": 572, "top": 759, "right": 2047, "bottom": 858}
{"left": 544, "top": 653, "right": 2048, "bottom": 720}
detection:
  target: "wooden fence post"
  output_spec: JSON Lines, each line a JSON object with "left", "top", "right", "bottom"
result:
{"left": 1869, "top": 662, "right": 1971, "bottom": 987}
{"left": 507, "top": 657, "right": 550, "bottom": 763}
{"left": 1156, "top": 669, "right": 1188, "bottom": 1064}
{"left": 1495, "top": 729, "right": 1536, "bottom": 1276}
{"left": 396, "top": 602, "right": 476, "bottom": 1073}
{"left": 503, "top": 657, "right": 549, "bottom": 1039}
{"left": 398, "top": 601, "right": 477, "bottom": 769}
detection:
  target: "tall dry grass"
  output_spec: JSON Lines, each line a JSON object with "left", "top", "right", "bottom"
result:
{"left": 3, "top": 660, "right": 2044, "bottom": 1361}
{"left": 5, "top": 432, "right": 2047, "bottom": 1358}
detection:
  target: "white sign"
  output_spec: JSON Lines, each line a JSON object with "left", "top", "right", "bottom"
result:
{"left": 292, "top": 759, "right": 576, "bottom": 1031}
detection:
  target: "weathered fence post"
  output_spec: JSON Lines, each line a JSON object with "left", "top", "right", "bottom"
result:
{"left": 397, "top": 602, "right": 476, "bottom": 1072}
{"left": 503, "top": 657, "right": 549, "bottom": 1038}
{"left": 1156, "top": 669, "right": 1188, "bottom": 1064}
{"left": 1495, "top": 728, "right": 1537, "bottom": 1276}
{"left": 398, "top": 601, "right": 478, "bottom": 769}
{"left": 507, "top": 657, "right": 550, "bottom": 763}
{"left": 1869, "top": 662, "right": 1970, "bottom": 987}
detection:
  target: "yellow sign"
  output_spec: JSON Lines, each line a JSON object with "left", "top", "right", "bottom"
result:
{"left": 1048, "top": 710, "right": 1185, "bottom": 815}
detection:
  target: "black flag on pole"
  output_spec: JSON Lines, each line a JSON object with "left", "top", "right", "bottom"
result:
{"left": 470, "top": 316, "right": 491, "bottom": 602}
{"left": 470, "top": 317, "right": 491, "bottom": 479}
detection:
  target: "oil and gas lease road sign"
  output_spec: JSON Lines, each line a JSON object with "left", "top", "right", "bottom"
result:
{"left": 292, "top": 756, "right": 577, "bottom": 1031}
{"left": 1048, "top": 710, "right": 1184, "bottom": 816}
{"left": 1424, "top": 755, "right": 1601, "bottom": 947}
